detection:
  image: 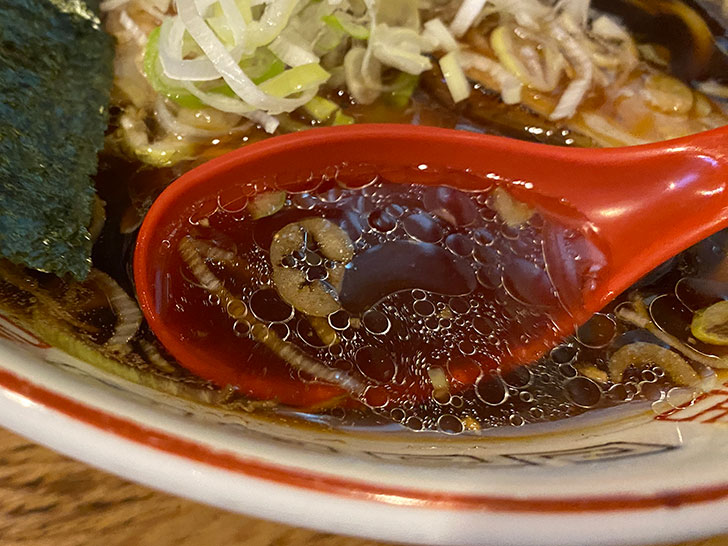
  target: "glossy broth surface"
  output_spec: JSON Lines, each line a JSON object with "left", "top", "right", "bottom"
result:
{"left": 151, "top": 177, "right": 627, "bottom": 432}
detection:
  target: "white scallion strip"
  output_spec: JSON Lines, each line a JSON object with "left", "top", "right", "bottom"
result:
{"left": 551, "top": 73, "right": 591, "bottom": 120}
{"left": 219, "top": 0, "right": 248, "bottom": 45}
{"left": 370, "top": 25, "right": 433, "bottom": 75}
{"left": 591, "top": 15, "right": 629, "bottom": 42}
{"left": 178, "top": 236, "right": 364, "bottom": 394}
{"left": 555, "top": 0, "right": 590, "bottom": 28}
{"left": 344, "top": 46, "right": 381, "bottom": 104}
{"left": 423, "top": 18, "right": 459, "bottom": 52}
{"left": 489, "top": 0, "right": 547, "bottom": 30}
{"left": 119, "top": 9, "right": 149, "bottom": 46}
{"left": 100, "top": 0, "right": 130, "bottom": 11}
{"left": 549, "top": 21, "right": 593, "bottom": 120}
{"left": 460, "top": 50, "right": 522, "bottom": 104}
{"left": 439, "top": 51, "right": 471, "bottom": 103}
{"left": 269, "top": 35, "right": 320, "bottom": 67}
{"left": 149, "top": 0, "right": 172, "bottom": 13}
{"left": 158, "top": 18, "right": 224, "bottom": 81}
{"left": 698, "top": 80, "right": 728, "bottom": 99}
{"left": 176, "top": 0, "right": 318, "bottom": 114}
{"left": 490, "top": 25, "right": 555, "bottom": 92}
{"left": 139, "top": 339, "right": 177, "bottom": 373}
{"left": 450, "top": 0, "right": 488, "bottom": 38}
{"left": 581, "top": 113, "right": 649, "bottom": 146}
{"left": 181, "top": 81, "right": 280, "bottom": 132}
{"left": 248, "top": 111, "right": 281, "bottom": 133}
{"left": 89, "top": 270, "right": 143, "bottom": 347}
{"left": 322, "top": 12, "right": 370, "bottom": 40}
{"left": 244, "top": 0, "right": 300, "bottom": 49}
{"left": 155, "top": 97, "right": 253, "bottom": 138}
{"left": 519, "top": 44, "right": 548, "bottom": 87}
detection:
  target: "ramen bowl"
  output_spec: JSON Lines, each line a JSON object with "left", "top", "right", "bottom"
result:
{"left": 4, "top": 0, "right": 728, "bottom": 542}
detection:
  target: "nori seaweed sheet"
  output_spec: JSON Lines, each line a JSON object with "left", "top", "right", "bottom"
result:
{"left": 0, "top": 0, "right": 114, "bottom": 279}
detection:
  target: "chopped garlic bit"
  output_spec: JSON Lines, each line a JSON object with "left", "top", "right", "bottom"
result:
{"left": 462, "top": 415, "right": 482, "bottom": 431}
{"left": 491, "top": 187, "right": 534, "bottom": 227}
{"left": 427, "top": 366, "right": 451, "bottom": 400}
{"left": 576, "top": 363, "right": 608, "bottom": 383}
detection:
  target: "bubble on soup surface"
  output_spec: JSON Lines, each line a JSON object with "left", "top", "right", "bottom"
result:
{"left": 423, "top": 186, "right": 478, "bottom": 227}
{"left": 449, "top": 297, "right": 470, "bottom": 315}
{"left": 502, "top": 257, "right": 559, "bottom": 308}
{"left": 550, "top": 344, "right": 578, "bottom": 364}
{"left": 356, "top": 345, "right": 396, "bottom": 383}
{"left": 413, "top": 299, "right": 436, "bottom": 317}
{"left": 576, "top": 313, "right": 617, "bottom": 348}
{"left": 437, "top": 414, "right": 465, "bottom": 434}
{"left": 362, "top": 309, "right": 391, "bottom": 335}
{"left": 328, "top": 309, "right": 350, "bottom": 330}
{"left": 565, "top": 376, "right": 602, "bottom": 408}
{"left": 501, "top": 366, "right": 533, "bottom": 388}
{"left": 475, "top": 374, "right": 509, "bottom": 405}
{"left": 250, "top": 289, "right": 295, "bottom": 322}
{"left": 363, "top": 386, "right": 389, "bottom": 408}
{"left": 509, "top": 414, "right": 525, "bottom": 427}
{"left": 403, "top": 213, "right": 443, "bottom": 243}
{"left": 368, "top": 210, "right": 397, "bottom": 233}
{"left": 445, "top": 233, "right": 474, "bottom": 256}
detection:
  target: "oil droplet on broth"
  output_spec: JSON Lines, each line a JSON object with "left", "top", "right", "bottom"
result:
{"left": 158, "top": 175, "right": 620, "bottom": 434}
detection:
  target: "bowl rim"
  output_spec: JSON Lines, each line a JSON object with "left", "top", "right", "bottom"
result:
{"left": 3, "top": 361, "right": 728, "bottom": 546}
{"left": 3, "top": 359, "right": 728, "bottom": 513}
{"left": 3, "top": 316, "right": 728, "bottom": 545}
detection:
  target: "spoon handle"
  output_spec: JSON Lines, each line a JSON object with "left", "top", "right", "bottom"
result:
{"left": 576, "top": 125, "right": 728, "bottom": 304}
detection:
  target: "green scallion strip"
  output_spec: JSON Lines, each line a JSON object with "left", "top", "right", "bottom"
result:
{"left": 388, "top": 72, "right": 420, "bottom": 108}
{"left": 144, "top": 27, "right": 205, "bottom": 109}
{"left": 259, "top": 63, "right": 330, "bottom": 98}
{"left": 322, "top": 14, "right": 370, "bottom": 40}
{"left": 240, "top": 48, "right": 286, "bottom": 84}
{"left": 333, "top": 111, "right": 355, "bottom": 125}
{"left": 144, "top": 29, "right": 287, "bottom": 110}
{"left": 304, "top": 96, "right": 340, "bottom": 121}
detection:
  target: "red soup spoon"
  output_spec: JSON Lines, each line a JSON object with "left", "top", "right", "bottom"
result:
{"left": 134, "top": 124, "right": 728, "bottom": 408}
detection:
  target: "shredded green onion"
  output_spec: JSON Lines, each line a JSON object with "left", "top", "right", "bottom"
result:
{"left": 259, "top": 63, "right": 330, "bottom": 98}
{"left": 333, "top": 110, "right": 355, "bottom": 125}
{"left": 388, "top": 72, "right": 420, "bottom": 108}
{"left": 146, "top": 28, "right": 285, "bottom": 110}
{"left": 138, "top": 0, "right": 452, "bottom": 128}
{"left": 240, "top": 48, "right": 286, "bottom": 84}
{"left": 322, "top": 13, "right": 370, "bottom": 40}
{"left": 439, "top": 51, "right": 471, "bottom": 103}
{"left": 144, "top": 27, "right": 205, "bottom": 109}
{"left": 304, "top": 96, "right": 340, "bottom": 121}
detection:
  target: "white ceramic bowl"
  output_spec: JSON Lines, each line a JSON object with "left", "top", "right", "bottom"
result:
{"left": 1, "top": 311, "right": 728, "bottom": 545}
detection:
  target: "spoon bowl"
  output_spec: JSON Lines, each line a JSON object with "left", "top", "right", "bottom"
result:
{"left": 134, "top": 124, "right": 728, "bottom": 406}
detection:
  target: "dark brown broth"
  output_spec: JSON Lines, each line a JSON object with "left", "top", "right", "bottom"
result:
{"left": 88, "top": 134, "right": 728, "bottom": 435}
{"left": 124, "top": 173, "right": 728, "bottom": 435}
{"left": 154, "top": 180, "right": 609, "bottom": 420}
